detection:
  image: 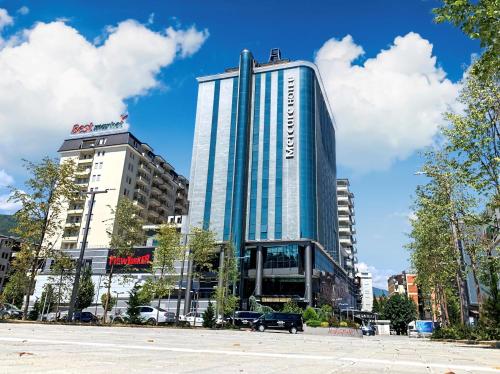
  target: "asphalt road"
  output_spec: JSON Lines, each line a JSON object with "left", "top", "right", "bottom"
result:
{"left": 0, "top": 323, "right": 499, "bottom": 373}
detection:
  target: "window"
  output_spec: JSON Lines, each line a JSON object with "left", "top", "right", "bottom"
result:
{"left": 123, "top": 188, "right": 129, "bottom": 196}
{"left": 98, "top": 138, "right": 107, "bottom": 145}
{"left": 96, "top": 175, "right": 101, "bottom": 182}
{"left": 94, "top": 162, "right": 98, "bottom": 169}
{"left": 99, "top": 162, "right": 103, "bottom": 169}
{"left": 128, "top": 163, "right": 134, "bottom": 172}
{"left": 91, "top": 175, "right": 96, "bottom": 182}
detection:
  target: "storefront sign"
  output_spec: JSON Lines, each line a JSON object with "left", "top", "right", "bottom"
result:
{"left": 285, "top": 77, "right": 295, "bottom": 159}
{"left": 70, "top": 114, "right": 129, "bottom": 136}
{"left": 261, "top": 297, "right": 292, "bottom": 303}
{"left": 106, "top": 247, "right": 153, "bottom": 273}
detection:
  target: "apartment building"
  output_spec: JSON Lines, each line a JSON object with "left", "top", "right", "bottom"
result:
{"left": 0, "top": 235, "right": 21, "bottom": 293}
{"left": 388, "top": 271, "right": 419, "bottom": 306}
{"left": 336, "top": 179, "right": 358, "bottom": 278}
{"left": 51, "top": 125, "right": 189, "bottom": 250}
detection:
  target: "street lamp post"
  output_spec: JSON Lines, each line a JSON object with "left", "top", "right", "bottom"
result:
{"left": 67, "top": 189, "right": 109, "bottom": 322}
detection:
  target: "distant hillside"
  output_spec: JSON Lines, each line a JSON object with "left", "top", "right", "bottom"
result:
{"left": 0, "top": 214, "right": 16, "bottom": 236}
{"left": 373, "top": 287, "right": 389, "bottom": 297}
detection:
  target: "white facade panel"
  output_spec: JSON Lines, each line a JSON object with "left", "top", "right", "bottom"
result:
{"left": 255, "top": 74, "right": 266, "bottom": 241}
{"left": 187, "top": 81, "right": 215, "bottom": 229}
{"left": 282, "top": 68, "right": 300, "bottom": 240}
{"left": 209, "top": 78, "right": 233, "bottom": 240}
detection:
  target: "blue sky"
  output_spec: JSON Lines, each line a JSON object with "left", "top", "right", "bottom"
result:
{"left": 0, "top": 0, "right": 480, "bottom": 287}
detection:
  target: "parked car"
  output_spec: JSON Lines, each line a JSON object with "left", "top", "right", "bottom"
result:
{"left": 0, "top": 303, "right": 23, "bottom": 319}
{"left": 74, "top": 311, "right": 99, "bottom": 323}
{"left": 251, "top": 312, "right": 303, "bottom": 334}
{"left": 112, "top": 306, "right": 175, "bottom": 325}
{"left": 226, "top": 311, "right": 263, "bottom": 327}
{"left": 361, "top": 324, "right": 376, "bottom": 336}
{"left": 179, "top": 312, "right": 203, "bottom": 327}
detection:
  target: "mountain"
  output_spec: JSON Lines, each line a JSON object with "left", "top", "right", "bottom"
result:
{"left": 0, "top": 214, "right": 16, "bottom": 236}
{"left": 373, "top": 287, "right": 389, "bottom": 297}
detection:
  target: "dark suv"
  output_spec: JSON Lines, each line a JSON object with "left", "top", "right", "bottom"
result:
{"left": 252, "top": 312, "right": 303, "bottom": 334}
{"left": 226, "top": 311, "right": 263, "bottom": 327}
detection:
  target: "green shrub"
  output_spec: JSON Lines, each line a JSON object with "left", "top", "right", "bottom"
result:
{"left": 318, "top": 305, "right": 333, "bottom": 322}
{"left": 320, "top": 321, "right": 329, "bottom": 328}
{"left": 202, "top": 301, "right": 215, "bottom": 328}
{"left": 281, "top": 300, "right": 303, "bottom": 314}
{"left": 303, "top": 306, "right": 318, "bottom": 321}
{"left": 339, "top": 321, "right": 348, "bottom": 327}
{"left": 432, "top": 324, "right": 500, "bottom": 341}
{"left": 306, "top": 319, "right": 322, "bottom": 327}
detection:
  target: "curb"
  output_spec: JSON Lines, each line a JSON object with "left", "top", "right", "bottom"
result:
{"left": 432, "top": 338, "right": 499, "bottom": 349}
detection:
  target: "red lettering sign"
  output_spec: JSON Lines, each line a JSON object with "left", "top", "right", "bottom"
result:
{"left": 71, "top": 123, "right": 94, "bottom": 134}
{"left": 108, "top": 254, "right": 151, "bottom": 267}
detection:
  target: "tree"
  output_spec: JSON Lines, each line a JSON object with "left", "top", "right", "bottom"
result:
{"left": 372, "top": 297, "right": 380, "bottom": 314}
{"left": 38, "top": 283, "right": 56, "bottom": 316}
{"left": 0, "top": 269, "right": 29, "bottom": 307}
{"left": 442, "top": 69, "right": 499, "bottom": 201}
{"left": 282, "top": 300, "right": 304, "bottom": 314}
{"left": 75, "top": 266, "right": 94, "bottom": 311}
{"left": 48, "top": 252, "right": 75, "bottom": 316}
{"left": 8, "top": 158, "right": 79, "bottom": 319}
{"left": 202, "top": 300, "right": 215, "bottom": 328}
{"left": 150, "top": 223, "right": 182, "bottom": 324}
{"left": 189, "top": 227, "right": 218, "bottom": 274}
{"left": 103, "top": 197, "right": 145, "bottom": 323}
{"left": 382, "top": 294, "right": 417, "bottom": 335}
{"left": 214, "top": 242, "right": 239, "bottom": 318}
{"left": 127, "top": 283, "right": 143, "bottom": 324}
{"left": 303, "top": 306, "right": 318, "bottom": 322}
{"left": 433, "top": 0, "right": 499, "bottom": 76}
{"left": 101, "top": 293, "right": 116, "bottom": 312}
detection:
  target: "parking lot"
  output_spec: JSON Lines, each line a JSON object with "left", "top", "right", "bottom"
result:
{"left": 0, "top": 322, "right": 498, "bottom": 373}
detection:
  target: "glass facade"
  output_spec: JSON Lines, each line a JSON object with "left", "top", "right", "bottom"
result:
{"left": 189, "top": 51, "right": 355, "bottom": 307}
{"left": 264, "top": 245, "right": 298, "bottom": 269}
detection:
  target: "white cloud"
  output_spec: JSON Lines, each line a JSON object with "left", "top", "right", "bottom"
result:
{"left": 166, "top": 26, "right": 209, "bottom": 58}
{"left": 0, "top": 193, "right": 21, "bottom": 214}
{"left": 315, "top": 33, "right": 460, "bottom": 173}
{"left": 0, "top": 170, "right": 14, "bottom": 187}
{"left": 0, "top": 19, "right": 208, "bottom": 171}
{"left": 0, "top": 8, "right": 13, "bottom": 30}
{"left": 17, "top": 6, "right": 30, "bottom": 15}
{"left": 357, "top": 262, "right": 395, "bottom": 290}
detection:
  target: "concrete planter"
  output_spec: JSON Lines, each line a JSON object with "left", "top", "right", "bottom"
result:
{"left": 304, "top": 325, "right": 362, "bottom": 337}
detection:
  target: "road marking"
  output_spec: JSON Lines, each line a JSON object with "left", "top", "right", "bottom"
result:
{"left": 0, "top": 337, "right": 498, "bottom": 373}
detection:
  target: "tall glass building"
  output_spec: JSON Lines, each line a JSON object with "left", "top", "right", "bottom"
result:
{"left": 188, "top": 49, "right": 356, "bottom": 308}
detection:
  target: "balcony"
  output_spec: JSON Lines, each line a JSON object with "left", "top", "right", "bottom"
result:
{"left": 75, "top": 168, "right": 91, "bottom": 176}
{"left": 62, "top": 234, "right": 78, "bottom": 242}
{"left": 148, "top": 209, "right": 159, "bottom": 218}
{"left": 67, "top": 208, "right": 84, "bottom": 215}
{"left": 64, "top": 221, "right": 81, "bottom": 228}
{"left": 78, "top": 157, "right": 93, "bottom": 164}
{"left": 139, "top": 163, "right": 152, "bottom": 175}
{"left": 136, "top": 174, "right": 151, "bottom": 186}
{"left": 133, "top": 194, "right": 147, "bottom": 208}
{"left": 149, "top": 196, "right": 161, "bottom": 207}
{"left": 151, "top": 184, "right": 162, "bottom": 195}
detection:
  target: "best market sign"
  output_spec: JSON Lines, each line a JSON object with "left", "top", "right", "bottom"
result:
{"left": 70, "top": 114, "right": 129, "bottom": 136}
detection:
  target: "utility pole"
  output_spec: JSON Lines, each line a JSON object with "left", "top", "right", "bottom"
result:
{"left": 67, "top": 189, "right": 109, "bottom": 322}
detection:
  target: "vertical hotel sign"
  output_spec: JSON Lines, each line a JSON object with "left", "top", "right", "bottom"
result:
{"left": 285, "top": 77, "right": 295, "bottom": 159}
